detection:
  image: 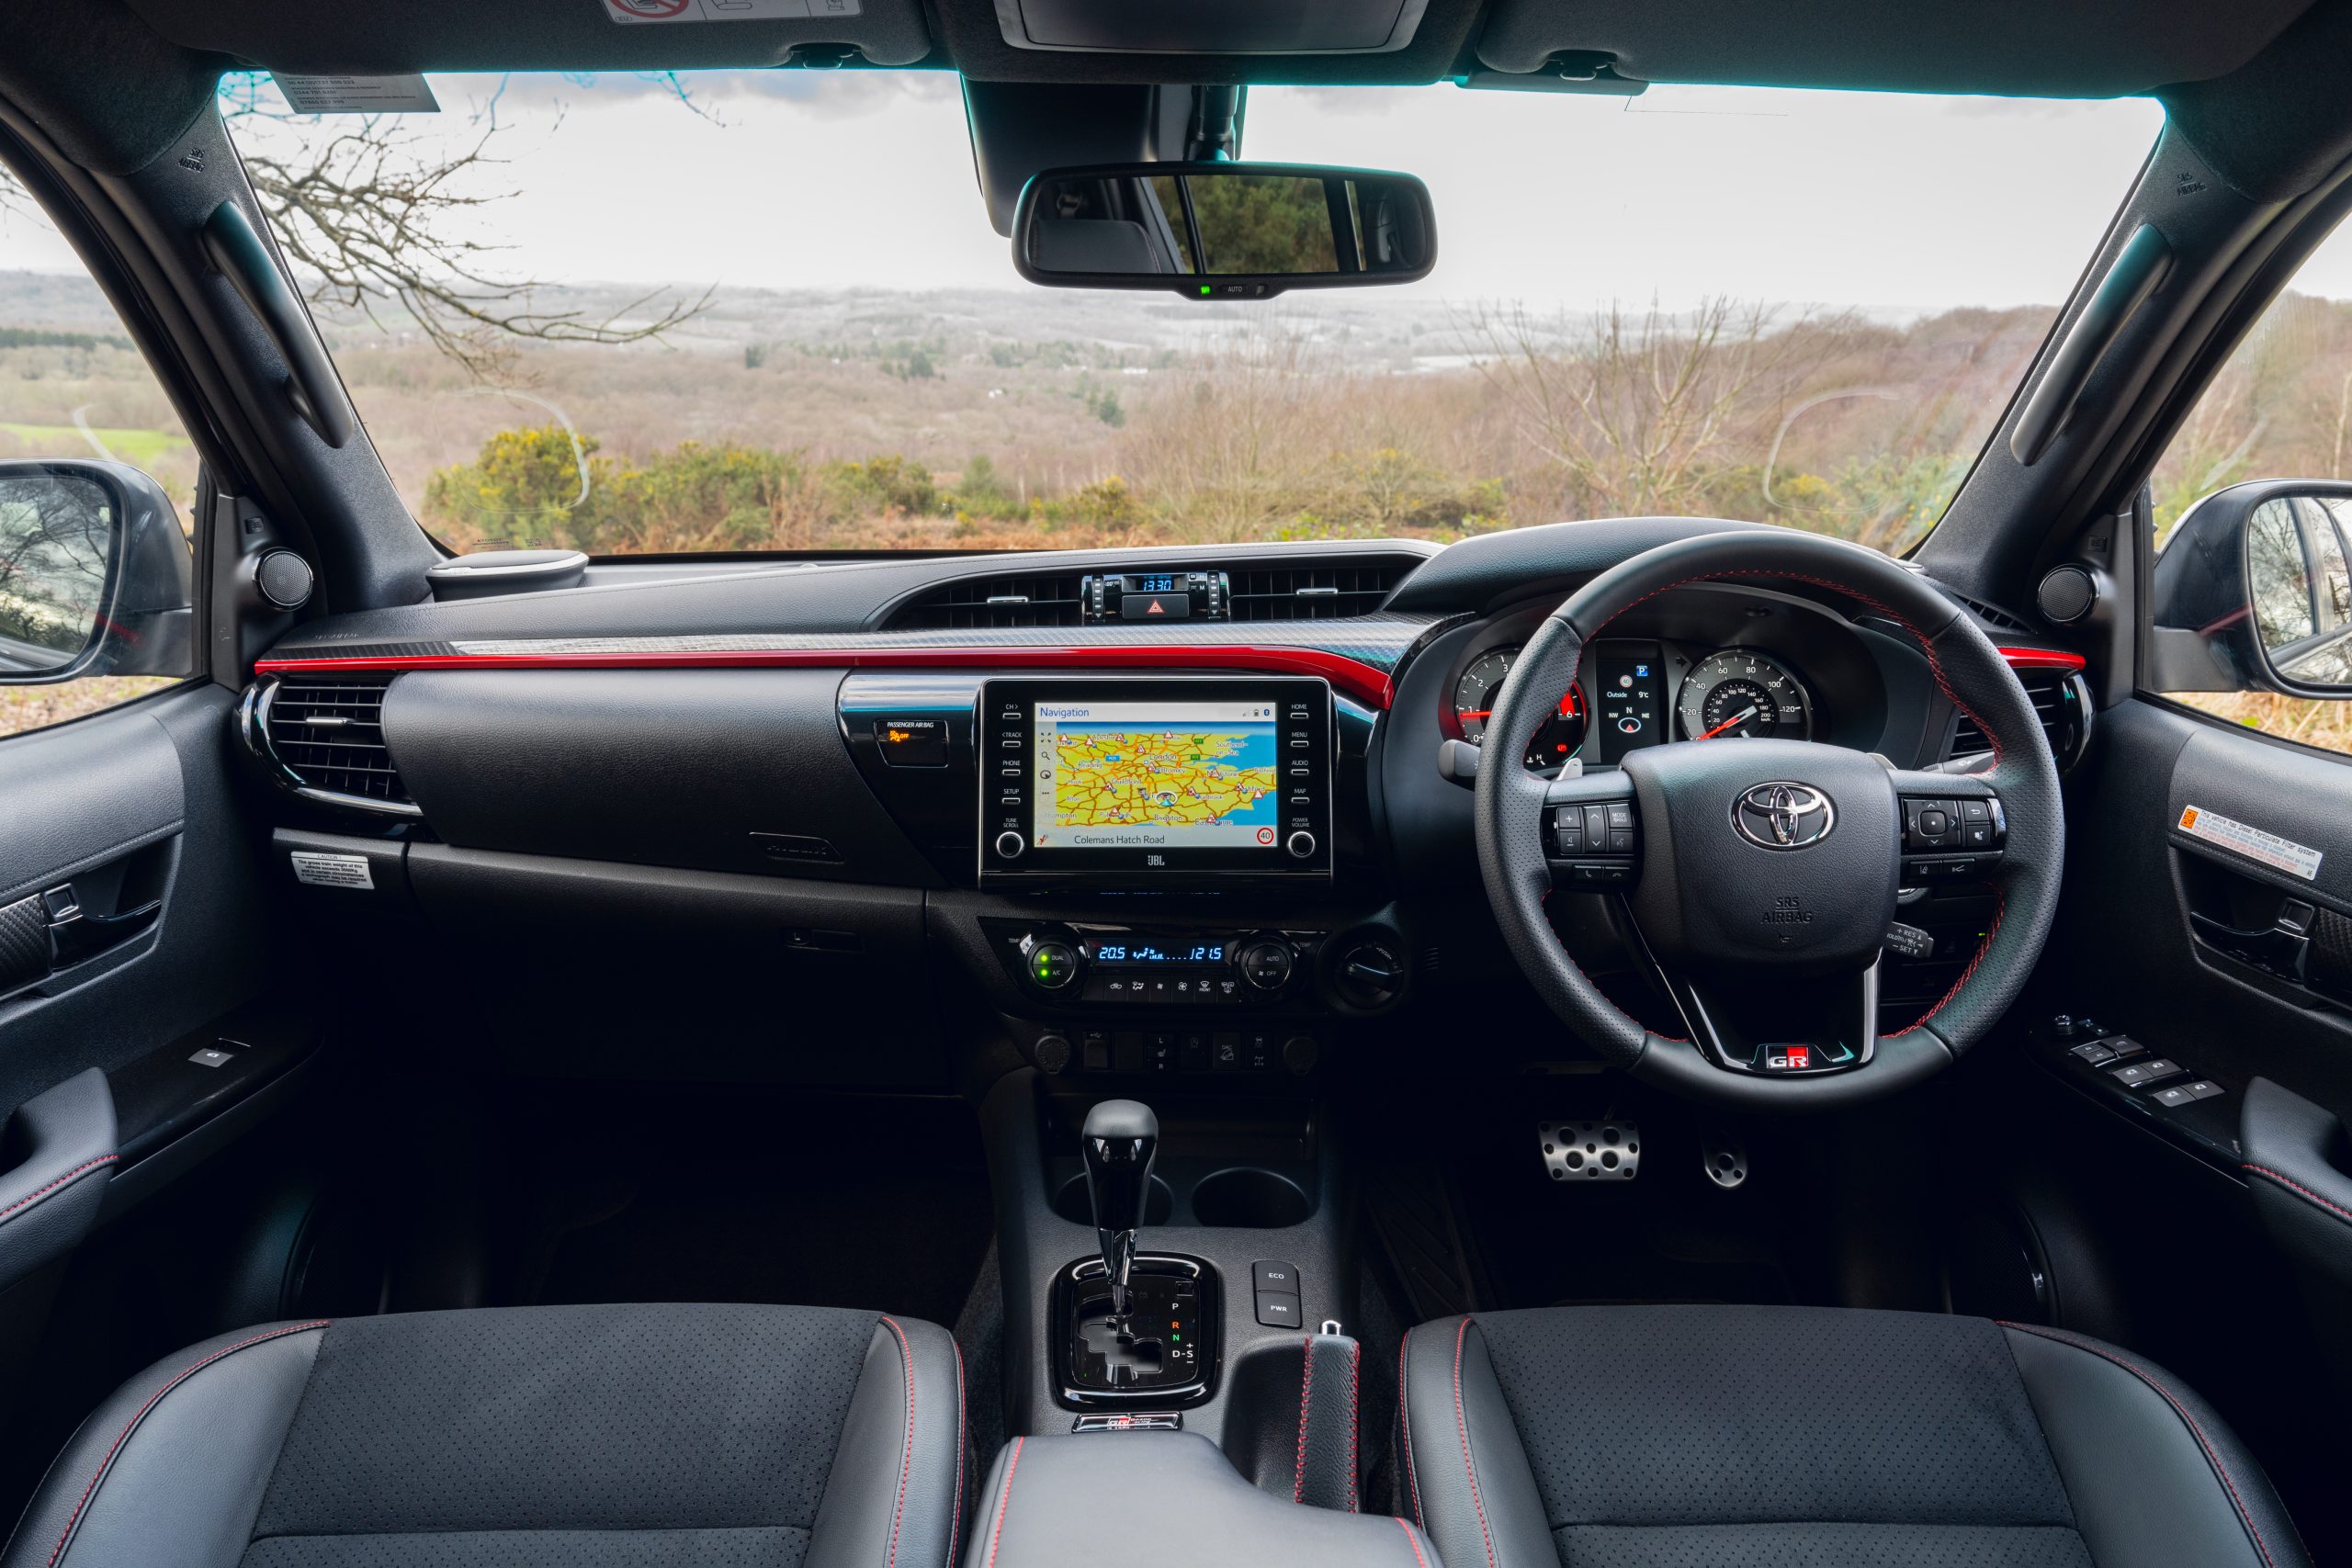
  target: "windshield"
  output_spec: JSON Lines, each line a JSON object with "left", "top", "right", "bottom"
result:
{"left": 212, "top": 75, "right": 2161, "bottom": 557}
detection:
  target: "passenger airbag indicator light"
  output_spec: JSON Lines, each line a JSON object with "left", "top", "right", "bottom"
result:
{"left": 874, "top": 716, "right": 949, "bottom": 767}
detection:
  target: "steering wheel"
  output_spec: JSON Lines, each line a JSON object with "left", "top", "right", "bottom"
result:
{"left": 1474, "top": 530, "right": 2064, "bottom": 1109}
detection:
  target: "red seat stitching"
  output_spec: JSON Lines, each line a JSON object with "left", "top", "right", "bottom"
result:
{"left": 1293, "top": 1334, "right": 1316, "bottom": 1504}
{"left": 876, "top": 1315, "right": 917, "bottom": 1568}
{"left": 45, "top": 1320, "right": 331, "bottom": 1568}
{"left": 1451, "top": 1318, "right": 1498, "bottom": 1568}
{"left": 2244, "top": 1163, "right": 2352, "bottom": 1225}
{"left": 1393, "top": 1516, "right": 1434, "bottom": 1568}
{"left": 983, "top": 1435, "right": 1024, "bottom": 1568}
{"left": 1347, "top": 1338, "right": 1363, "bottom": 1515}
{"left": 1399, "top": 1329, "right": 1425, "bottom": 1527}
{"left": 946, "top": 1334, "right": 967, "bottom": 1568}
{"left": 0, "top": 1156, "right": 118, "bottom": 1226}
{"left": 2000, "top": 1322, "right": 2278, "bottom": 1568}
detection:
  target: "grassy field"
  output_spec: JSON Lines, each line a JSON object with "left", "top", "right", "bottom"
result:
{"left": 0, "top": 677, "right": 180, "bottom": 740}
{"left": 0, "top": 422, "right": 193, "bottom": 475}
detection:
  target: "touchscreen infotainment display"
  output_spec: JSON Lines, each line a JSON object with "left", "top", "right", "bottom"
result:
{"left": 980, "top": 678, "right": 1333, "bottom": 884}
{"left": 1031, "top": 700, "right": 1280, "bottom": 852}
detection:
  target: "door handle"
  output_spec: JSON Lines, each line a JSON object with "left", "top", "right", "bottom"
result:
{"left": 43, "top": 883, "right": 163, "bottom": 967}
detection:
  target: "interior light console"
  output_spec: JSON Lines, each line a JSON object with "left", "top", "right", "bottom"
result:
{"left": 980, "top": 677, "right": 1334, "bottom": 886}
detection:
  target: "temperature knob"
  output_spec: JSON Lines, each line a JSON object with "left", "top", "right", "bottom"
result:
{"left": 1023, "top": 937, "right": 1080, "bottom": 990}
{"left": 1240, "top": 939, "right": 1295, "bottom": 991}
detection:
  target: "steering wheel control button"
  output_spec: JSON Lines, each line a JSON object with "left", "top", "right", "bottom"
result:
{"left": 1540, "top": 1121, "right": 1640, "bottom": 1182}
{"left": 1882, "top": 920, "right": 1935, "bottom": 960}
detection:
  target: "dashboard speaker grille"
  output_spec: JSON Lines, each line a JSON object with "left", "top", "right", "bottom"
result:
{"left": 890, "top": 573, "right": 1084, "bottom": 629}
{"left": 264, "top": 675, "right": 410, "bottom": 805}
{"left": 1949, "top": 669, "right": 2081, "bottom": 766}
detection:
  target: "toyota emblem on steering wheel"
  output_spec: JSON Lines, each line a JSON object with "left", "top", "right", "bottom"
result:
{"left": 1732, "top": 783, "right": 1837, "bottom": 849}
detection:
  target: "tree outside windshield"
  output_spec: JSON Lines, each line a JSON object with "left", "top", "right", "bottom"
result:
{"left": 82, "top": 78, "right": 2172, "bottom": 555}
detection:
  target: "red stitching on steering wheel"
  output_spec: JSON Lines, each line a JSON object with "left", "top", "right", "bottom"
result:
{"left": 1527, "top": 566, "right": 2013, "bottom": 1044}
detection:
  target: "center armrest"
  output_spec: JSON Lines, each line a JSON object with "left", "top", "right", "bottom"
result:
{"left": 964, "top": 1431, "right": 1436, "bottom": 1568}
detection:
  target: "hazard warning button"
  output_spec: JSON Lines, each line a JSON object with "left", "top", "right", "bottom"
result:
{"left": 1120, "top": 592, "right": 1191, "bottom": 619}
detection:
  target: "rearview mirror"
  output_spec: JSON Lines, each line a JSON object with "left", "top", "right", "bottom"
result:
{"left": 1012, "top": 162, "right": 1436, "bottom": 299}
{"left": 2152, "top": 479, "right": 2352, "bottom": 696}
{"left": 0, "top": 460, "right": 192, "bottom": 683}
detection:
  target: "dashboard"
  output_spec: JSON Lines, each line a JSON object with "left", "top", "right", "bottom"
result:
{"left": 236, "top": 518, "right": 2083, "bottom": 1090}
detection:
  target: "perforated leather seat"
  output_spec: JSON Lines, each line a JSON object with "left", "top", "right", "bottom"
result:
{"left": 1399, "top": 1304, "right": 2310, "bottom": 1568}
{"left": 3, "top": 1303, "right": 966, "bottom": 1568}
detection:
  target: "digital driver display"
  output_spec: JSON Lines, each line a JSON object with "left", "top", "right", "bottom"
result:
{"left": 1032, "top": 701, "right": 1281, "bottom": 852}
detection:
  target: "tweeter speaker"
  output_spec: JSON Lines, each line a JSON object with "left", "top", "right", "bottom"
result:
{"left": 253, "top": 548, "right": 315, "bottom": 611}
{"left": 2036, "top": 564, "right": 2096, "bottom": 625}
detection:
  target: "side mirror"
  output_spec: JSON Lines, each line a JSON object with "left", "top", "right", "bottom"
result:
{"left": 1012, "top": 162, "right": 1436, "bottom": 299}
{"left": 0, "top": 460, "right": 192, "bottom": 684}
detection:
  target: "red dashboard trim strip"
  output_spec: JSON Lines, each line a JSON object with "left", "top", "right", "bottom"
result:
{"left": 253, "top": 644, "right": 1400, "bottom": 708}
{"left": 1994, "top": 647, "right": 2088, "bottom": 671}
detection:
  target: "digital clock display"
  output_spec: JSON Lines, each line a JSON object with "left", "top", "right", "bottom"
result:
{"left": 1131, "top": 574, "right": 1178, "bottom": 594}
{"left": 1093, "top": 942, "right": 1227, "bottom": 965}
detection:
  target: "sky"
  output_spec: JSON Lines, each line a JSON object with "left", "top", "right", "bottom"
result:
{"left": 0, "top": 71, "right": 2193, "bottom": 312}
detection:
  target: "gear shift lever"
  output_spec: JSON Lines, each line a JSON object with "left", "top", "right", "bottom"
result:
{"left": 1080, "top": 1099, "right": 1159, "bottom": 1319}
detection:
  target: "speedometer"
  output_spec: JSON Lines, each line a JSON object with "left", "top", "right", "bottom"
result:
{"left": 1675, "top": 649, "right": 1814, "bottom": 741}
{"left": 1453, "top": 647, "right": 1587, "bottom": 770}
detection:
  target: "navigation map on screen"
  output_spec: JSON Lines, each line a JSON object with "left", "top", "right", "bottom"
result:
{"left": 1032, "top": 701, "right": 1280, "bottom": 851}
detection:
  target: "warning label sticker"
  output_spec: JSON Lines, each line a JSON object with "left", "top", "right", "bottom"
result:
{"left": 2177, "top": 805, "right": 2324, "bottom": 882}
{"left": 604, "top": 0, "right": 862, "bottom": 23}
{"left": 289, "top": 852, "right": 375, "bottom": 891}
{"left": 274, "top": 74, "right": 441, "bottom": 113}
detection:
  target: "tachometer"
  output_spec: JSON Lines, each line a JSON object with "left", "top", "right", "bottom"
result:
{"left": 1675, "top": 649, "right": 1814, "bottom": 741}
{"left": 1453, "top": 647, "right": 1587, "bottom": 769}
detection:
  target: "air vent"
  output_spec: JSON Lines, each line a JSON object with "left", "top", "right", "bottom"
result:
{"left": 262, "top": 675, "right": 413, "bottom": 808}
{"left": 1227, "top": 561, "right": 1407, "bottom": 621}
{"left": 891, "top": 573, "right": 1084, "bottom": 630}
{"left": 1949, "top": 670, "right": 2084, "bottom": 765}
{"left": 1941, "top": 588, "right": 2030, "bottom": 635}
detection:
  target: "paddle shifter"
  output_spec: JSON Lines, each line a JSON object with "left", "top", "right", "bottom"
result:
{"left": 1080, "top": 1099, "right": 1159, "bottom": 1319}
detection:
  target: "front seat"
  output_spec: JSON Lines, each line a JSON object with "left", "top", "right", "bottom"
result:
{"left": 1400, "top": 1304, "right": 2310, "bottom": 1568}
{"left": 2, "top": 1303, "right": 965, "bottom": 1568}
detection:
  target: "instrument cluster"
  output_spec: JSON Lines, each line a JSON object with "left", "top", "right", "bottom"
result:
{"left": 1438, "top": 586, "right": 1892, "bottom": 775}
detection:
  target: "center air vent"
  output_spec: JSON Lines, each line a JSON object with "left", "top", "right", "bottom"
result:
{"left": 1949, "top": 670, "right": 2086, "bottom": 768}
{"left": 255, "top": 675, "right": 416, "bottom": 812}
{"left": 890, "top": 573, "right": 1084, "bottom": 630}
{"left": 1227, "top": 561, "right": 1408, "bottom": 621}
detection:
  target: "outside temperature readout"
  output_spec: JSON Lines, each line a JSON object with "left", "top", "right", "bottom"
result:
{"left": 1092, "top": 942, "right": 1227, "bottom": 965}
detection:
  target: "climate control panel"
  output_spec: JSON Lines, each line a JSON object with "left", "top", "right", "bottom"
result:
{"left": 1014, "top": 927, "right": 1316, "bottom": 1008}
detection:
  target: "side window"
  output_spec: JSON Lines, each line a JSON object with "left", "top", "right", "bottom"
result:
{"left": 2149, "top": 221, "right": 2352, "bottom": 754}
{"left": 0, "top": 175, "right": 198, "bottom": 740}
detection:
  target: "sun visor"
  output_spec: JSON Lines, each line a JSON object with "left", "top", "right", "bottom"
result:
{"left": 992, "top": 0, "right": 1430, "bottom": 55}
{"left": 1473, "top": 0, "right": 2311, "bottom": 96}
{"left": 121, "top": 0, "right": 933, "bottom": 73}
